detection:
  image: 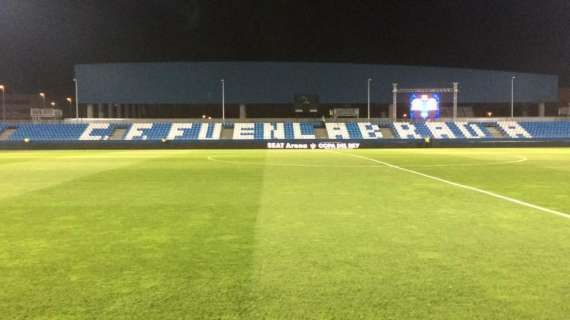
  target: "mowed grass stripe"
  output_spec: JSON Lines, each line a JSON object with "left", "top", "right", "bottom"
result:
{"left": 344, "top": 151, "right": 570, "bottom": 220}
{"left": 0, "top": 150, "right": 165, "bottom": 201}
{"left": 249, "top": 151, "right": 569, "bottom": 319}
{"left": 0, "top": 149, "right": 568, "bottom": 319}
{"left": 0, "top": 151, "right": 266, "bottom": 319}
{"left": 356, "top": 148, "right": 570, "bottom": 215}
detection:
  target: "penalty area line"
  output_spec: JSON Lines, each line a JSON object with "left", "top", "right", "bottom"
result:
{"left": 342, "top": 152, "right": 570, "bottom": 221}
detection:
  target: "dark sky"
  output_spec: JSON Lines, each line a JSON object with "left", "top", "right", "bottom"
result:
{"left": 0, "top": 0, "right": 569, "bottom": 102}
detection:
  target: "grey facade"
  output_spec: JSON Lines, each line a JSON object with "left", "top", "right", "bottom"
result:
{"left": 75, "top": 62, "right": 559, "bottom": 105}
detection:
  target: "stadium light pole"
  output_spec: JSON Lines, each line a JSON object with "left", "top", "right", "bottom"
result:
{"left": 221, "top": 79, "right": 225, "bottom": 121}
{"left": 510, "top": 75, "right": 516, "bottom": 118}
{"left": 66, "top": 97, "right": 73, "bottom": 117}
{"left": 73, "top": 78, "right": 79, "bottom": 119}
{"left": 367, "top": 78, "right": 373, "bottom": 119}
{"left": 39, "top": 92, "right": 46, "bottom": 108}
{"left": 0, "top": 85, "right": 5, "bottom": 122}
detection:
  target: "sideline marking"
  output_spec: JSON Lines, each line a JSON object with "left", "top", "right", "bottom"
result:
{"left": 342, "top": 152, "right": 570, "bottom": 220}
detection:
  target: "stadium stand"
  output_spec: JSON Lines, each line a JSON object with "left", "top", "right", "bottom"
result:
{"left": 125, "top": 123, "right": 171, "bottom": 141}
{"left": 124, "top": 123, "right": 222, "bottom": 140}
{"left": 496, "top": 121, "right": 532, "bottom": 139}
{"left": 325, "top": 122, "right": 384, "bottom": 139}
{"left": 80, "top": 123, "right": 123, "bottom": 141}
{"left": 2, "top": 121, "right": 570, "bottom": 143}
{"left": 449, "top": 122, "right": 492, "bottom": 139}
{"left": 424, "top": 122, "right": 456, "bottom": 139}
{"left": 233, "top": 122, "right": 315, "bottom": 140}
{"left": 357, "top": 123, "right": 384, "bottom": 139}
{"left": 392, "top": 122, "right": 423, "bottom": 139}
{"left": 10, "top": 124, "right": 88, "bottom": 141}
{"left": 166, "top": 123, "right": 222, "bottom": 140}
{"left": 325, "top": 123, "right": 351, "bottom": 139}
{"left": 518, "top": 121, "right": 570, "bottom": 138}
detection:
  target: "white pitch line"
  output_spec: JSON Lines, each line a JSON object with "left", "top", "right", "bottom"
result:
{"left": 342, "top": 152, "right": 570, "bottom": 221}
{"left": 207, "top": 155, "right": 527, "bottom": 169}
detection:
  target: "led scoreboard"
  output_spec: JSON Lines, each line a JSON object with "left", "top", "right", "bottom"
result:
{"left": 410, "top": 94, "right": 440, "bottom": 120}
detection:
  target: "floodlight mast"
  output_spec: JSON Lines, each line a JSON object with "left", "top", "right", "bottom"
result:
{"left": 39, "top": 92, "right": 46, "bottom": 108}
{"left": 453, "top": 82, "right": 459, "bottom": 120}
{"left": 221, "top": 79, "right": 225, "bottom": 121}
{"left": 73, "top": 78, "right": 79, "bottom": 119}
{"left": 511, "top": 76, "right": 516, "bottom": 118}
{"left": 367, "top": 78, "right": 373, "bottom": 119}
{"left": 392, "top": 83, "right": 398, "bottom": 121}
{"left": 0, "top": 85, "right": 5, "bottom": 122}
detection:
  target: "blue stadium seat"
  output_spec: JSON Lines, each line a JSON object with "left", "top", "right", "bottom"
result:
{"left": 391, "top": 122, "right": 423, "bottom": 139}
{"left": 10, "top": 124, "right": 88, "bottom": 141}
{"left": 234, "top": 122, "right": 315, "bottom": 140}
{"left": 345, "top": 122, "right": 363, "bottom": 139}
{"left": 446, "top": 122, "right": 464, "bottom": 138}
{"left": 519, "top": 121, "right": 570, "bottom": 138}
{"left": 4, "top": 121, "right": 570, "bottom": 142}
{"left": 412, "top": 122, "right": 431, "bottom": 138}
{"left": 142, "top": 123, "right": 171, "bottom": 140}
{"left": 448, "top": 122, "right": 493, "bottom": 139}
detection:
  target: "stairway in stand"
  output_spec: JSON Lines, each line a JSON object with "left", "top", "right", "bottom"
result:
{"left": 0, "top": 128, "right": 16, "bottom": 141}
{"left": 109, "top": 128, "right": 128, "bottom": 140}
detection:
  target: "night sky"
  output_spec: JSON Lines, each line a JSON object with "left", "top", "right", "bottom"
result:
{"left": 0, "top": 0, "right": 569, "bottom": 102}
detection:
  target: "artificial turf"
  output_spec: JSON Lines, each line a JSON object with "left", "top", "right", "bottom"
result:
{"left": 0, "top": 148, "right": 568, "bottom": 319}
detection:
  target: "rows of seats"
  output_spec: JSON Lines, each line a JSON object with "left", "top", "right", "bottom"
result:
{"left": 79, "top": 123, "right": 126, "bottom": 140}
{"left": 392, "top": 121, "right": 543, "bottom": 139}
{"left": 233, "top": 122, "right": 315, "bottom": 140}
{"left": 125, "top": 123, "right": 172, "bottom": 140}
{"left": 345, "top": 123, "right": 363, "bottom": 139}
{"left": 299, "top": 122, "right": 315, "bottom": 137}
{"left": 10, "top": 124, "right": 88, "bottom": 141}
{"left": 411, "top": 123, "right": 434, "bottom": 138}
{"left": 7, "top": 122, "right": 222, "bottom": 141}
{"left": 3, "top": 121, "right": 570, "bottom": 141}
{"left": 496, "top": 121, "right": 532, "bottom": 138}
{"left": 448, "top": 122, "right": 493, "bottom": 139}
{"left": 125, "top": 123, "right": 222, "bottom": 140}
{"left": 326, "top": 122, "right": 383, "bottom": 139}
{"left": 396, "top": 122, "right": 494, "bottom": 139}
{"left": 392, "top": 122, "right": 423, "bottom": 139}
{"left": 518, "top": 121, "right": 570, "bottom": 138}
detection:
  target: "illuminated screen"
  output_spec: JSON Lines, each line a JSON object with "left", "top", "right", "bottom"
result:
{"left": 410, "top": 94, "right": 440, "bottom": 120}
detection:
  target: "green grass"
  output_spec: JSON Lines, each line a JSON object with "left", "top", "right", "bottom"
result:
{"left": 0, "top": 148, "right": 569, "bottom": 319}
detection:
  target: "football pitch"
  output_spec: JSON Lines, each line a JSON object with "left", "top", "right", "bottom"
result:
{"left": 0, "top": 148, "right": 568, "bottom": 319}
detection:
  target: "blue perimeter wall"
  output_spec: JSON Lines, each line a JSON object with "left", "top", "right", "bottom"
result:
{"left": 75, "top": 62, "right": 559, "bottom": 105}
